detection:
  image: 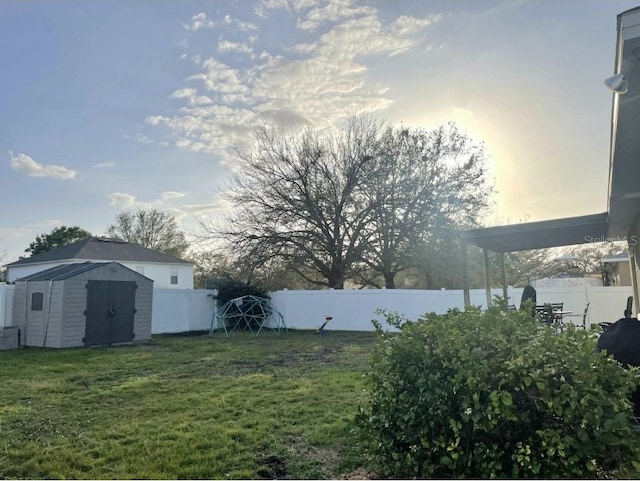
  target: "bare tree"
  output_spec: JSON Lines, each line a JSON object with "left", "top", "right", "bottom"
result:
{"left": 106, "top": 209, "right": 189, "bottom": 259}
{"left": 210, "top": 117, "right": 383, "bottom": 289}
{"left": 360, "top": 123, "right": 493, "bottom": 288}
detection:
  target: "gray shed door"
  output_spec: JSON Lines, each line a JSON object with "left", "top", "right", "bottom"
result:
{"left": 85, "top": 280, "right": 136, "bottom": 346}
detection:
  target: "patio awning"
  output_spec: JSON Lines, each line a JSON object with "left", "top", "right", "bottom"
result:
{"left": 459, "top": 212, "right": 610, "bottom": 253}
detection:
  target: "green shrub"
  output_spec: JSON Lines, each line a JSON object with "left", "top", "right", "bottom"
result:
{"left": 206, "top": 278, "right": 270, "bottom": 305}
{"left": 357, "top": 306, "right": 640, "bottom": 478}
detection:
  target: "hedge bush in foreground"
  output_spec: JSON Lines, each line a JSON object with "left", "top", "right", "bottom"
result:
{"left": 357, "top": 307, "right": 640, "bottom": 478}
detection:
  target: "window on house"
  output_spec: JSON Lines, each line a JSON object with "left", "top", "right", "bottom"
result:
{"left": 31, "top": 292, "right": 44, "bottom": 311}
{"left": 135, "top": 266, "right": 145, "bottom": 275}
{"left": 170, "top": 268, "right": 178, "bottom": 285}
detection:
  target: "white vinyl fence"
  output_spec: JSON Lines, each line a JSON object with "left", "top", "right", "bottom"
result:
{"left": 0, "top": 283, "right": 14, "bottom": 329}
{"left": 0, "top": 283, "right": 634, "bottom": 335}
{"left": 151, "top": 289, "right": 217, "bottom": 334}
{"left": 270, "top": 286, "right": 634, "bottom": 331}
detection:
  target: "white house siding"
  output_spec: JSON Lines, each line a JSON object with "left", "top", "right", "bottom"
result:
{"left": 7, "top": 260, "right": 193, "bottom": 289}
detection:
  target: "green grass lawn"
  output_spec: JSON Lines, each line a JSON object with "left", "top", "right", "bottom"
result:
{"left": 0, "top": 330, "right": 377, "bottom": 479}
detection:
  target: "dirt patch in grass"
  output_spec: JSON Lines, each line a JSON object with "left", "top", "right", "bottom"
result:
{"left": 257, "top": 455, "right": 289, "bottom": 479}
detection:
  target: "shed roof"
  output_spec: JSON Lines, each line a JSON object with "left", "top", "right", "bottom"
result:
{"left": 459, "top": 212, "right": 610, "bottom": 253}
{"left": 6, "top": 237, "right": 191, "bottom": 267}
{"left": 16, "top": 261, "right": 153, "bottom": 282}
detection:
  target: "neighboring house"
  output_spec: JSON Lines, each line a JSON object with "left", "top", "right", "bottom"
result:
{"left": 603, "top": 252, "right": 632, "bottom": 287}
{"left": 4, "top": 237, "right": 194, "bottom": 289}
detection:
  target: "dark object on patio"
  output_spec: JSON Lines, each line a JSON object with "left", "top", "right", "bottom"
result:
{"left": 596, "top": 314, "right": 640, "bottom": 417}
{"left": 600, "top": 296, "right": 633, "bottom": 332}
{"left": 519, "top": 285, "right": 537, "bottom": 314}
{"left": 624, "top": 295, "right": 634, "bottom": 319}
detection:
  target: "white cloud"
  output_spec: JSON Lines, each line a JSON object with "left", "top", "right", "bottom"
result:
{"left": 149, "top": 3, "right": 438, "bottom": 163}
{"left": 92, "top": 162, "right": 115, "bottom": 169}
{"left": 224, "top": 14, "right": 258, "bottom": 31}
{"left": 298, "top": 0, "right": 376, "bottom": 31}
{"left": 260, "top": 0, "right": 319, "bottom": 14}
{"left": 109, "top": 191, "right": 189, "bottom": 210}
{"left": 183, "top": 12, "right": 215, "bottom": 32}
{"left": 9, "top": 152, "right": 77, "bottom": 180}
{"left": 123, "top": 133, "right": 155, "bottom": 144}
{"left": 390, "top": 14, "right": 441, "bottom": 37}
{"left": 218, "top": 39, "right": 254, "bottom": 55}
{"left": 170, "top": 88, "right": 197, "bottom": 99}
{"left": 160, "top": 191, "right": 187, "bottom": 201}
{"left": 108, "top": 192, "right": 145, "bottom": 209}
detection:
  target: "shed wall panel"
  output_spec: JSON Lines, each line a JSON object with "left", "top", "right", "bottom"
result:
{"left": 133, "top": 283, "right": 153, "bottom": 341}
{"left": 61, "top": 279, "right": 89, "bottom": 348}
{"left": 12, "top": 283, "right": 28, "bottom": 345}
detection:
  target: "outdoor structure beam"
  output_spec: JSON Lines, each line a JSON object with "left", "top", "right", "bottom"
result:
{"left": 500, "top": 253, "right": 508, "bottom": 306}
{"left": 483, "top": 248, "right": 491, "bottom": 307}
{"left": 462, "top": 242, "right": 470, "bottom": 307}
{"left": 459, "top": 213, "right": 609, "bottom": 312}
{"left": 629, "top": 247, "right": 639, "bottom": 319}
{"left": 460, "top": 213, "right": 609, "bottom": 254}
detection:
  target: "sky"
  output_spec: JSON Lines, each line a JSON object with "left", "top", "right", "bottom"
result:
{"left": 1, "top": 0, "right": 639, "bottom": 264}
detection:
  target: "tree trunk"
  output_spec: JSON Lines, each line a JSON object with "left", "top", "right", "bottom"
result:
{"left": 383, "top": 271, "right": 396, "bottom": 289}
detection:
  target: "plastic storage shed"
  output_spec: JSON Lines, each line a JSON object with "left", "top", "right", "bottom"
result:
{"left": 12, "top": 262, "right": 153, "bottom": 348}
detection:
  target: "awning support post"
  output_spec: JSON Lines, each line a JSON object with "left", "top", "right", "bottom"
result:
{"left": 462, "top": 242, "right": 470, "bottom": 308}
{"left": 629, "top": 246, "right": 639, "bottom": 319}
{"left": 500, "top": 252, "right": 508, "bottom": 307}
{"left": 483, "top": 248, "right": 491, "bottom": 308}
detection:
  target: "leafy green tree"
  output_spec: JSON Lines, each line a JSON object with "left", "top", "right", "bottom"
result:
{"left": 106, "top": 209, "right": 189, "bottom": 259}
{"left": 25, "top": 226, "right": 92, "bottom": 256}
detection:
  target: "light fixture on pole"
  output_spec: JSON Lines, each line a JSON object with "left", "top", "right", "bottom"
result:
{"left": 605, "top": 48, "right": 640, "bottom": 94}
{"left": 605, "top": 71, "right": 629, "bottom": 93}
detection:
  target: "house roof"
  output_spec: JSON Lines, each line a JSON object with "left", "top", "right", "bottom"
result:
{"left": 459, "top": 212, "right": 610, "bottom": 253}
{"left": 5, "top": 237, "right": 191, "bottom": 267}
{"left": 16, "top": 261, "right": 152, "bottom": 282}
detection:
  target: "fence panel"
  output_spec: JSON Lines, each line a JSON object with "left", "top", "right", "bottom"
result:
{"left": 270, "top": 286, "right": 634, "bottom": 332}
{"left": 151, "top": 289, "right": 216, "bottom": 334}
{"left": 0, "top": 283, "right": 15, "bottom": 329}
